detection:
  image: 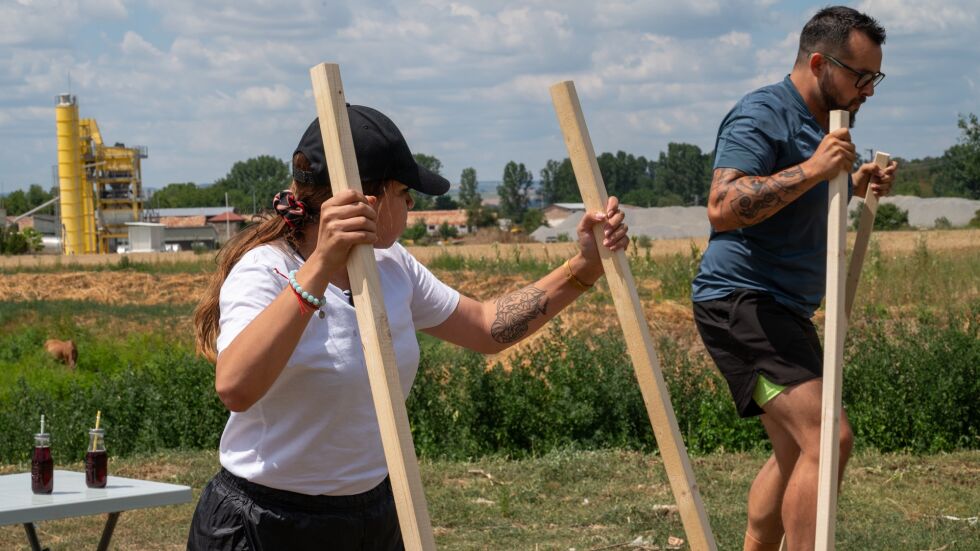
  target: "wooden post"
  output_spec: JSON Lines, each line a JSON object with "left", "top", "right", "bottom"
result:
{"left": 815, "top": 109, "right": 849, "bottom": 551}
{"left": 309, "top": 62, "right": 436, "bottom": 551}
{"left": 844, "top": 152, "right": 891, "bottom": 319}
{"left": 550, "top": 80, "right": 717, "bottom": 551}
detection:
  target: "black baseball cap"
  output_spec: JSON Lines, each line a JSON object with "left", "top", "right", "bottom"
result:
{"left": 293, "top": 104, "right": 450, "bottom": 196}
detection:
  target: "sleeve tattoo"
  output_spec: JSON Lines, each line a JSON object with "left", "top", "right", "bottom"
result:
{"left": 490, "top": 286, "right": 548, "bottom": 344}
{"left": 714, "top": 166, "right": 807, "bottom": 226}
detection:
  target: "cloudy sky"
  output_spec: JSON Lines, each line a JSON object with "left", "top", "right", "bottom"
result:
{"left": 1, "top": 0, "right": 978, "bottom": 195}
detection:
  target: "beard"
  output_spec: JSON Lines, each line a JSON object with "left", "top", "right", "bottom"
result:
{"left": 818, "top": 71, "right": 863, "bottom": 128}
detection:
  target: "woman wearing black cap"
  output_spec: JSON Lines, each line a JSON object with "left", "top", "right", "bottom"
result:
{"left": 188, "top": 105, "right": 629, "bottom": 550}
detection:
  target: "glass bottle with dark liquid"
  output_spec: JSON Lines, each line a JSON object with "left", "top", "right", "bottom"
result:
{"left": 85, "top": 428, "right": 107, "bottom": 488}
{"left": 31, "top": 432, "right": 53, "bottom": 494}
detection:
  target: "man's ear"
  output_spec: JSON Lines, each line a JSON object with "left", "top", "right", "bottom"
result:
{"left": 808, "top": 52, "right": 826, "bottom": 76}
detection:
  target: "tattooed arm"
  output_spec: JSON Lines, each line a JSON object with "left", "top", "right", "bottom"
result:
{"left": 707, "top": 127, "right": 857, "bottom": 232}
{"left": 422, "top": 257, "right": 597, "bottom": 354}
{"left": 423, "top": 197, "right": 629, "bottom": 354}
{"left": 707, "top": 165, "right": 811, "bottom": 231}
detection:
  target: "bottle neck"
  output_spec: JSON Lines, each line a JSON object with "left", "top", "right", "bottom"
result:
{"left": 88, "top": 430, "right": 105, "bottom": 452}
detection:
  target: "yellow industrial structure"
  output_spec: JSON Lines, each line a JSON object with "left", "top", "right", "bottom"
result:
{"left": 55, "top": 94, "right": 146, "bottom": 254}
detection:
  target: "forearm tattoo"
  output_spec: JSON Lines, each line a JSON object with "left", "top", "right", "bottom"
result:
{"left": 713, "top": 166, "right": 807, "bottom": 226}
{"left": 490, "top": 286, "right": 548, "bottom": 344}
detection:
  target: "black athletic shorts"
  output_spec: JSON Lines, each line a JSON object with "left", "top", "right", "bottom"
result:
{"left": 187, "top": 468, "right": 403, "bottom": 551}
{"left": 692, "top": 289, "right": 823, "bottom": 418}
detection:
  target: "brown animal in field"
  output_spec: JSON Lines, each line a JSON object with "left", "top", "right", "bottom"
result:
{"left": 44, "top": 339, "right": 77, "bottom": 369}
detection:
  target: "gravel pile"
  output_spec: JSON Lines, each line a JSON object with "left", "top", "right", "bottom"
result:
{"left": 866, "top": 196, "right": 980, "bottom": 228}
{"left": 531, "top": 196, "right": 980, "bottom": 242}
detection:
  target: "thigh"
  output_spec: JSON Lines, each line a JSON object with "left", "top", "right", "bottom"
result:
{"left": 187, "top": 475, "right": 251, "bottom": 551}
{"left": 761, "top": 379, "right": 827, "bottom": 451}
{"left": 760, "top": 413, "right": 800, "bottom": 472}
{"left": 359, "top": 484, "right": 404, "bottom": 551}
{"left": 694, "top": 295, "right": 761, "bottom": 417}
{"left": 189, "top": 473, "right": 366, "bottom": 551}
{"left": 729, "top": 291, "right": 822, "bottom": 387}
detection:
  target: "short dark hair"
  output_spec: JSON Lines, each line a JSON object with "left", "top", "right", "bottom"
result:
{"left": 796, "top": 6, "right": 886, "bottom": 65}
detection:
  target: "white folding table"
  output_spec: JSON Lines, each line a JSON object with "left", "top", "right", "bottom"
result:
{"left": 0, "top": 470, "right": 192, "bottom": 551}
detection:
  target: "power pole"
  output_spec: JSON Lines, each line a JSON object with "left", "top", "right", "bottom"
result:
{"left": 224, "top": 192, "right": 230, "bottom": 243}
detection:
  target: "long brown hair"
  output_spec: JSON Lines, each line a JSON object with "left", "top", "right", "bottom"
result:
{"left": 193, "top": 152, "right": 386, "bottom": 363}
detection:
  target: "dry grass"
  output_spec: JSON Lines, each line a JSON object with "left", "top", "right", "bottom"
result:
{"left": 4, "top": 229, "right": 976, "bottom": 270}
{"left": 0, "top": 272, "right": 211, "bottom": 304}
{"left": 0, "top": 250, "right": 205, "bottom": 269}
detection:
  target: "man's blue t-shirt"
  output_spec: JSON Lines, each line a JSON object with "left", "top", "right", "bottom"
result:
{"left": 691, "top": 75, "right": 850, "bottom": 317}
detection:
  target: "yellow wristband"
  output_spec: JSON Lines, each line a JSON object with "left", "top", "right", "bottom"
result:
{"left": 563, "top": 259, "right": 593, "bottom": 292}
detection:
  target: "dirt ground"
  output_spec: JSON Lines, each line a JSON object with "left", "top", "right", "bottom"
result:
{"left": 2, "top": 230, "right": 976, "bottom": 309}
{"left": 2, "top": 229, "right": 976, "bottom": 301}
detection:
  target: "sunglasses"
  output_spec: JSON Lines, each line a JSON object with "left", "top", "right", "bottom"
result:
{"left": 822, "top": 53, "right": 885, "bottom": 89}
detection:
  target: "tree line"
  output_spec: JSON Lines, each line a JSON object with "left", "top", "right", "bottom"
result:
{"left": 3, "top": 113, "right": 977, "bottom": 223}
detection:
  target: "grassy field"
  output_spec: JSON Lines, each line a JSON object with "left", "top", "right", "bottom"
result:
{"left": 0, "top": 448, "right": 976, "bottom": 550}
{"left": 1, "top": 230, "right": 978, "bottom": 549}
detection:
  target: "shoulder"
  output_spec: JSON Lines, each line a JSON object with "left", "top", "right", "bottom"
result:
{"left": 375, "top": 242, "right": 415, "bottom": 269}
{"left": 236, "top": 241, "right": 294, "bottom": 268}
{"left": 225, "top": 241, "right": 297, "bottom": 285}
{"left": 720, "top": 84, "right": 800, "bottom": 147}
{"left": 732, "top": 83, "right": 792, "bottom": 121}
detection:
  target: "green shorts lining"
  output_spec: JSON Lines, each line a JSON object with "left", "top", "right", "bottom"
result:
{"left": 753, "top": 374, "right": 786, "bottom": 407}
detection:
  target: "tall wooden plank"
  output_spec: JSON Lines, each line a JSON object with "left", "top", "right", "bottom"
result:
{"left": 310, "top": 62, "right": 436, "bottom": 551}
{"left": 844, "top": 152, "right": 892, "bottom": 319}
{"left": 814, "top": 109, "right": 850, "bottom": 551}
{"left": 550, "top": 80, "right": 717, "bottom": 551}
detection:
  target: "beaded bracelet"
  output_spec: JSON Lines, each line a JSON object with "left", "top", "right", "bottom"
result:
{"left": 271, "top": 268, "right": 326, "bottom": 318}
{"left": 288, "top": 270, "right": 326, "bottom": 317}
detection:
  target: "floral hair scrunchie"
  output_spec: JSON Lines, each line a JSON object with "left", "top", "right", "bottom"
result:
{"left": 272, "top": 190, "right": 309, "bottom": 228}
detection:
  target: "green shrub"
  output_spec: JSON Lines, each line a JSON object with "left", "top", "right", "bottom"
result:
{"left": 874, "top": 203, "right": 910, "bottom": 230}
{"left": 408, "top": 321, "right": 761, "bottom": 459}
{"left": 844, "top": 308, "right": 980, "bottom": 452}
{"left": 438, "top": 222, "right": 459, "bottom": 239}
{"left": 970, "top": 208, "right": 980, "bottom": 228}
{"left": 1, "top": 300, "right": 976, "bottom": 463}
{"left": 0, "top": 349, "right": 225, "bottom": 463}
{"left": 408, "top": 309, "right": 979, "bottom": 458}
{"left": 402, "top": 219, "right": 429, "bottom": 243}
{"left": 0, "top": 225, "right": 43, "bottom": 254}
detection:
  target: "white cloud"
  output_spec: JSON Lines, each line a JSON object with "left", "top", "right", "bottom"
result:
{"left": 82, "top": 0, "right": 127, "bottom": 18}
{"left": 0, "top": 0, "right": 975, "bottom": 192}
{"left": 858, "top": 0, "right": 978, "bottom": 34}
{"left": 237, "top": 84, "right": 294, "bottom": 111}
{"left": 120, "top": 31, "right": 163, "bottom": 58}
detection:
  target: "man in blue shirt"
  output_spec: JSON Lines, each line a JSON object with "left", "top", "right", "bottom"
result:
{"left": 691, "top": 6, "right": 898, "bottom": 551}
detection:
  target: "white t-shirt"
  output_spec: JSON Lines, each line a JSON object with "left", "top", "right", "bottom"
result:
{"left": 215, "top": 241, "right": 460, "bottom": 496}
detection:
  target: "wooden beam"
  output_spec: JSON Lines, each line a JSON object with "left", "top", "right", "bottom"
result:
{"left": 844, "top": 151, "right": 891, "bottom": 319}
{"left": 550, "top": 80, "right": 718, "bottom": 551}
{"left": 815, "top": 109, "right": 850, "bottom": 551}
{"left": 309, "top": 62, "right": 436, "bottom": 551}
